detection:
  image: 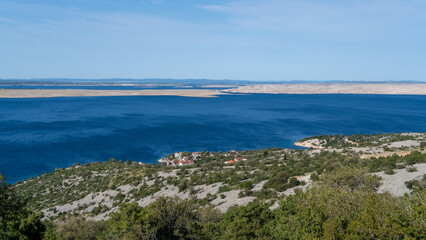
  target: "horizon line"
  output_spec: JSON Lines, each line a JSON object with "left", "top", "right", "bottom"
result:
{"left": 0, "top": 78, "right": 425, "bottom": 83}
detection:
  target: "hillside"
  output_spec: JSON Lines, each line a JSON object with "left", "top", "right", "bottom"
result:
{"left": 13, "top": 133, "right": 426, "bottom": 222}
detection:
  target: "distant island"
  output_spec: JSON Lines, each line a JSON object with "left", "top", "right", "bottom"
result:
{"left": 0, "top": 89, "right": 226, "bottom": 98}
{"left": 224, "top": 83, "right": 426, "bottom": 95}
{"left": 1, "top": 80, "right": 426, "bottom": 98}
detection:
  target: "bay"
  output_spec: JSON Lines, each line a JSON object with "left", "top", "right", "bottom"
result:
{"left": 0, "top": 94, "right": 425, "bottom": 182}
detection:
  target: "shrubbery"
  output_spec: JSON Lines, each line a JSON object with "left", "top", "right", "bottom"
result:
{"left": 6, "top": 133, "right": 426, "bottom": 238}
{"left": 0, "top": 175, "right": 45, "bottom": 240}
{"left": 36, "top": 168, "right": 426, "bottom": 239}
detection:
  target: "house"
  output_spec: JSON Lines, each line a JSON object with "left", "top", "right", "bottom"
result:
{"left": 179, "top": 160, "right": 194, "bottom": 166}
{"left": 172, "top": 159, "right": 180, "bottom": 166}
{"left": 192, "top": 152, "right": 201, "bottom": 159}
{"left": 225, "top": 160, "right": 235, "bottom": 164}
{"left": 182, "top": 156, "right": 190, "bottom": 161}
{"left": 234, "top": 157, "right": 242, "bottom": 162}
{"left": 174, "top": 152, "right": 183, "bottom": 158}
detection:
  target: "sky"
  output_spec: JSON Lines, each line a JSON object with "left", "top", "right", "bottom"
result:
{"left": 0, "top": 0, "right": 426, "bottom": 81}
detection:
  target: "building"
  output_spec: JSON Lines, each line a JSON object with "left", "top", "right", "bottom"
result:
{"left": 174, "top": 152, "right": 184, "bottom": 158}
{"left": 179, "top": 160, "right": 194, "bottom": 166}
{"left": 192, "top": 152, "right": 201, "bottom": 159}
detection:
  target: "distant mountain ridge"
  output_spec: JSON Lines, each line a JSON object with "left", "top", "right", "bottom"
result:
{"left": 0, "top": 78, "right": 425, "bottom": 85}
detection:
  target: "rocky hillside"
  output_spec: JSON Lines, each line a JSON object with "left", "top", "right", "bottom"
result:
{"left": 14, "top": 133, "right": 426, "bottom": 221}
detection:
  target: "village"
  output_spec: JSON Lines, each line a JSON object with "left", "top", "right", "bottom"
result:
{"left": 158, "top": 150, "right": 247, "bottom": 166}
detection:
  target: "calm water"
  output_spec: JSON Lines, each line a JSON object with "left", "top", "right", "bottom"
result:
{"left": 0, "top": 94, "right": 425, "bottom": 182}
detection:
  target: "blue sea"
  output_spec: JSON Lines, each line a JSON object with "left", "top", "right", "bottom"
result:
{"left": 1, "top": 94, "right": 425, "bottom": 182}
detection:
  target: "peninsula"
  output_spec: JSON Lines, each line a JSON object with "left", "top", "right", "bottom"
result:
{"left": 223, "top": 83, "right": 426, "bottom": 95}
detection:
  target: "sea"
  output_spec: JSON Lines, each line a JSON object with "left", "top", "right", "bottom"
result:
{"left": 1, "top": 88, "right": 425, "bottom": 182}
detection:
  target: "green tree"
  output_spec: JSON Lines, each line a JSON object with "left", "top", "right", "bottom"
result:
{"left": 264, "top": 171, "right": 289, "bottom": 191}
{"left": 398, "top": 190, "right": 426, "bottom": 238}
{"left": 54, "top": 217, "right": 105, "bottom": 240}
{"left": 103, "top": 197, "right": 200, "bottom": 240}
{"left": 319, "top": 166, "right": 381, "bottom": 192}
{"left": 213, "top": 202, "right": 272, "bottom": 240}
{"left": 102, "top": 202, "right": 156, "bottom": 240}
{"left": 271, "top": 168, "right": 422, "bottom": 239}
{"left": 0, "top": 174, "right": 45, "bottom": 240}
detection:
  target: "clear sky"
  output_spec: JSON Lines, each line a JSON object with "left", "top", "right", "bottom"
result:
{"left": 1, "top": 0, "right": 425, "bottom": 81}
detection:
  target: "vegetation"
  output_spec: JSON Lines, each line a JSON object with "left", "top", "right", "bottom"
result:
{"left": 11, "top": 133, "right": 426, "bottom": 221}
{"left": 0, "top": 175, "right": 45, "bottom": 240}
{"left": 405, "top": 174, "right": 426, "bottom": 192}
{"left": 270, "top": 183, "right": 425, "bottom": 239}
{"left": 298, "top": 132, "right": 424, "bottom": 148}
{"left": 2, "top": 133, "right": 425, "bottom": 239}
{"left": 5, "top": 168, "right": 425, "bottom": 239}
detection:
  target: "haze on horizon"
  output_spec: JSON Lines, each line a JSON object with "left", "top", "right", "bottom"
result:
{"left": 1, "top": 0, "right": 426, "bottom": 81}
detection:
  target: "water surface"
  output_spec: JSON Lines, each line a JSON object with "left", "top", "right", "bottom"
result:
{"left": 0, "top": 94, "right": 425, "bottom": 182}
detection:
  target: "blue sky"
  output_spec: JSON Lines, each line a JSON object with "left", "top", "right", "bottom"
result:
{"left": 1, "top": 0, "right": 425, "bottom": 81}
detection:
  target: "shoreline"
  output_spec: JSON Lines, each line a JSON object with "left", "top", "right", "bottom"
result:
{"left": 223, "top": 83, "right": 426, "bottom": 95}
{"left": 0, "top": 89, "right": 226, "bottom": 98}
{"left": 2, "top": 83, "right": 426, "bottom": 98}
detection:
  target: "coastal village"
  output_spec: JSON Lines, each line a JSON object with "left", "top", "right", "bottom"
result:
{"left": 158, "top": 150, "right": 247, "bottom": 166}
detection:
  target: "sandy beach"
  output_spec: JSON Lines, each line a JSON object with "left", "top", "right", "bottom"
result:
{"left": 223, "top": 83, "right": 426, "bottom": 95}
{"left": 0, "top": 89, "right": 226, "bottom": 98}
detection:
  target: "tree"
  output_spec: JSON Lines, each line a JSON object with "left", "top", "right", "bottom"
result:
{"left": 214, "top": 202, "right": 272, "bottom": 240}
{"left": 148, "top": 197, "right": 200, "bottom": 239}
{"left": 0, "top": 174, "right": 45, "bottom": 240}
{"left": 271, "top": 168, "right": 421, "bottom": 239}
{"left": 319, "top": 166, "right": 382, "bottom": 192}
{"left": 54, "top": 217, "right": 105, "bottom": 240}
{"left": 103, "top": 197, "right": 200, "bottom": 240}
{"left": 103, "top": 202, "right": 156, "bottom": 240}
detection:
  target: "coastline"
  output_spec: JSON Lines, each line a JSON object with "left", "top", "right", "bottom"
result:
{"left": 0, "top": 89, "right": 226, "bottom": 98}
{"left": 223, "top": 83, "right": 426, "bottom": 95}
{"left": 294, "top": 139, "right": 324, "bottom": 149}
{"left": 13, "top": 132, "right": 426, "bottom": 222}
{"left": 2, "top": 83, "right": 426, "bottom": 98}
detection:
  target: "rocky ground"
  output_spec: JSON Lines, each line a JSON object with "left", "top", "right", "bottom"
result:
{"left": 14, "top": 133, "right": 426, "bottom": 221}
